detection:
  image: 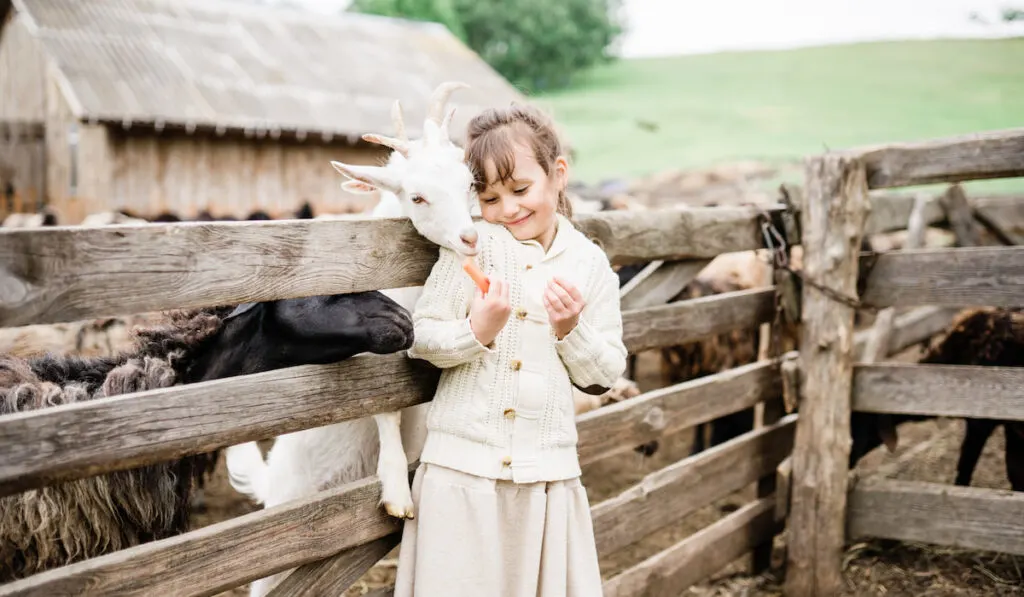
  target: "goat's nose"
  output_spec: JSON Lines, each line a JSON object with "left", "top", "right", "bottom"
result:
{"left": 460, "top": 229, "right": 478, "bottom": 248}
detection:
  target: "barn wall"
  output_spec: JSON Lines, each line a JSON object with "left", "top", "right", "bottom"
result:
{"left": 106, "top": 133, "right": 388, "bottom": 220}
{"left": 0, "top": 12, "right": 47, "bottom": 122}
{"left": 0, "top": 12, "right": 49, "bottom": 215}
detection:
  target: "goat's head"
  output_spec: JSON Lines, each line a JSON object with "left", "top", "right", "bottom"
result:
{"left": 184, "top": 291, "right": 414, "bottom": 382}
{"left": 330, "top": 81, "right": 479, "bottom": 257}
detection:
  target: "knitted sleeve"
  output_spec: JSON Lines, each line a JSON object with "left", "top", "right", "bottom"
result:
{"left": 554, "top": 259, "right": 628, "bottom": 389}
{"left": 406, "top": 246, "right": 494, "bottom": 368}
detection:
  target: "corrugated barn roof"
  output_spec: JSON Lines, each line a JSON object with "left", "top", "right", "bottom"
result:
{"left": 13, "top": 0, "right": 526, "bottom": 141}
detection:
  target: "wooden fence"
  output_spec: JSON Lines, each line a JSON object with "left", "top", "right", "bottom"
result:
{"left": 0, "top": 127, "right": 1021, "bottom": 596}
{"left": 785, "top": 127, "right": 1024, "bottom": 596}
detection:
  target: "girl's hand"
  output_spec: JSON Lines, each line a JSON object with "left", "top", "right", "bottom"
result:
{"left": 544, "top": 277, "right": 585, "bottom": 340}
{"left": 469, "top": 278, "right": 511, "bottom": 346}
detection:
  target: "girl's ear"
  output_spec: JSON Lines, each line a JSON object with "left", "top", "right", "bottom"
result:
{"left": 554, "top": 155, "right": 570, "bottom": 190}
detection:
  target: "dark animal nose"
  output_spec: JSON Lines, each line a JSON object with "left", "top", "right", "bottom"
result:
{"left": 460, "top": 229, "right": 478, "bottom": 249}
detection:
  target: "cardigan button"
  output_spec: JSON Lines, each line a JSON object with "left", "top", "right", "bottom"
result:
{"left": 515, "top": 308, "right": 527, "bottom": 320}
{"left": 503, "top": 408, "right": 516, "bottom": 420}
{"left": 501, "top": 456, "right": 512, "bottom": 467}
{"left": 525, "top": 264, "right": 533, "bottom": 271}
{"left": 510, "top": 359, "right": 522, "bottom": 371}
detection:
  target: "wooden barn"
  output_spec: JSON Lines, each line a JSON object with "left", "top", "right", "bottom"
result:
{"left": 0, "top": 0, "right": 524, "bottom": 224}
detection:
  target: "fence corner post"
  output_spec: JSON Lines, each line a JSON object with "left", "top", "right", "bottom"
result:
{"left": 784, "top": 153, "right": 870, "bottom": 596}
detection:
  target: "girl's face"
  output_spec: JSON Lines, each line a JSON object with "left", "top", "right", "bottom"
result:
{"left": 477, "top": 141, "right": 568, "bottom": 250}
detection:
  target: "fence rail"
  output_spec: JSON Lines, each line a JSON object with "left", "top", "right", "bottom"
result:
{"left": 852, "top": 363, "right": 1024, "bottom": 421}
{"left": 848, "top": 479, "right": 1024, "bottom": 556}
{"left": 0, "top": 289, "right": 775, "bottom": 497}
{"left": 858, "top": 246, "right": 1024, "bottom": 308}
{"left": 0, "top": 206, "right": 778, "bottom": 327}
{"left": 854, "top": 127, "right": 1024, "bottom": 189}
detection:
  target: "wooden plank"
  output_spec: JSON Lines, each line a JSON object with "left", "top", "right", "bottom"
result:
{"left": 577, "top": 359, "right": 781, "bottom": 466}
{"left": 864, "top": 192, "right": 945, "bottom": 236}
{"left": 593, "top": 415, "right": 796, "bottom": 556}
{"left": 603, "top": 497, "right": 778, "bottom": 597}
{"left": 622, "top": 288, "right": 775, "bottom": 353}
{"left": 852, "top": 363, "right": 1024, "bottom": 421}
{"left": 0, "top": 207, "right": 778, "bottom": 327}
{"left": 0, "top": 295, "right": 761, "bottom": 497}
{"left": 854, "top": 128, "right": 1024, "bottom": 189}
{"left": 0, "top": 354, "right": 439, "bottom": 499}
{"left": 859, "top": 246, "right": 1024, "bottom": 308}
{"left": 940, "top": 184, "right": 984, "bottom": 246}
{"left": 786, "top": 154, "right": 870, "bottom": 597}
{"left": 573, "top": 206, "right": 777, "bottom": 265}
{"left": 0, "top": 473, "right": 404, "bottom": 597}
{"left": 848, "top": 479, "right": 1024, "bottom": 556}
{"left": 775, "top": 456, "right": 793, "bottom": 521}
{"left": 619, "top": 259, "right": 711, "bottom": 310}
{"left": 973, "top": 195, "right": 1024, "bottom": 245}
{"left": 267, "top": 535, "right": 400, "bottom": 597}
{"left": 866, "top": 306, "right": 960, "bottom": 360}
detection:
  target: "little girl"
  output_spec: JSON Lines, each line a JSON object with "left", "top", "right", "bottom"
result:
{"left": 394, "top": 104, "right": 627, "bottom": 597}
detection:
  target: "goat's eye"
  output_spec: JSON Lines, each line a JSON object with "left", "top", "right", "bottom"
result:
{"left": 410, "top": 195, "right": 427, "bottom": 205}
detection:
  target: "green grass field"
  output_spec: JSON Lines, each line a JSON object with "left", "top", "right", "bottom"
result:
{"left": 535, "top": 38, "right": 1024, "bottom": 194}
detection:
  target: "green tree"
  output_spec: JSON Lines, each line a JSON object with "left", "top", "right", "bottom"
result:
{"left": 349, "top": 0, "right": 623, "bottom": 92}
{"left": 348, "top": 0, "right": 465, "bottom": 40}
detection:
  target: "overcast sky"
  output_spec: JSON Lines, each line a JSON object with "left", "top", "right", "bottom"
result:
{"left": 269, "top": 0, "right": 1024, "bottom": 57}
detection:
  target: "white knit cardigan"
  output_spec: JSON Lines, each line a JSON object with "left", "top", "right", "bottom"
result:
{"left": 408, "top": 214, "right": 628, "bottom": 483}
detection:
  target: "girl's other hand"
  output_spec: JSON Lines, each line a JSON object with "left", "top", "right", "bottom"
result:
{"left": 470, "top": 278, "right": 511, "bottom": 346}
{"left": 544, "top": 277, "right": 584, "bottom": 340}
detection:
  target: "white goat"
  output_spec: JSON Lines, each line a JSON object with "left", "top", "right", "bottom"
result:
{"left": 225, "top": 82, "right": 479, "bottom": 597}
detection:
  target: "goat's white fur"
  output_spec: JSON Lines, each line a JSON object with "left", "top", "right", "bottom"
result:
{"left": 226, "top": 82, "right": 477, "bottom": 597}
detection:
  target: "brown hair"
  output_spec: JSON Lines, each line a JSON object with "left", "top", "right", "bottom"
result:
{"left": 465, "top": 103, "right": 573, "bottom": 218}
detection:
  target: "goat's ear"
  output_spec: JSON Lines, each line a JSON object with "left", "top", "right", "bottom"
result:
{"left": 341, "top": 180, "right": 378, "bottom": 194}
{"left": 331, "top": 161, "right": 402, "bottom": 193}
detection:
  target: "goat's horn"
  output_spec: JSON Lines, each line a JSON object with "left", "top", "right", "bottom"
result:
{"left": 439, "top": 106, "right": 456, "bottom": 142}
{"left": 363, "top": 133, "right": 409, "bottom": 157}
{"left": 391, "top": 100, "right": 407, "bottom": 142}
{"left": 427, "top": 81, "right": 469, "bottom": 125}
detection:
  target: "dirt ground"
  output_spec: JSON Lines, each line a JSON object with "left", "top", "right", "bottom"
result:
{"left": 194, "top": 347, "right": 1024, "bottom": 596}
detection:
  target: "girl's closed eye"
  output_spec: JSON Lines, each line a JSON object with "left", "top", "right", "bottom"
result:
{"left": 513, "top": 185, "right": 529, "bottom": 195}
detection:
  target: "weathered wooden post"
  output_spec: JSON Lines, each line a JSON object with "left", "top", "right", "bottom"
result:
{"left": 785, "top": 154, "right": 870, "bottom": 596}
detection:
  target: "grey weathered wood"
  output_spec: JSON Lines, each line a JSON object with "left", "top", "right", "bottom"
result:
{"left": 267, "top": 535, "right": 400, "bottom": 597}
{"left": 0, "top": 207, "right": 781, "bottom": 326}
{"left": 786, "top": 154, "right": 870, "bottom": 597}
{"left": 973, "top": 195, "right": 1024, "bottom": 244}
{"left": 592, "top": 415, "right": 796, "bottom": 555}
{"left": 859, "top": 193, "right": 930, "bottom": 456}
{"left": 775, "top": 456, "right": 793, "bottom": 522}
{"left": 0, "top": 473, "right": 404, "bottom": 597}
{"left": 622, "top": 287, "right": 776, "bottom": 353}
{"left": 602, "top": 497, "right": 778, "bottom": 597}
{"left": 848, "top": 479, "right": 1024, "bottom": 556}
{"left": 619, "top": 259, "right": 711, "bottom": 310}
{"left": 940, "top": 183, "right": 984, "bottom": 246}
{"left": 0, "top": 353, "right": 439, "bottom": 499}
{"left": 752, "top": 383, "right": 789, "bottom": 571}
{"left": 858, "top": 246, "right": 1024, "bottom": 308}
{"left": 854, "top": 127, "right": 1024, "bottom": 189}
{"left": 852, "top": 363, "right": 1024, "bottom": 421}
{"left": 0, "top": 218, "right": 437, "bottom": 328}
{"left": 0, "top": 294, "right": 770, "bottom": 498}
{"left": 572, "top": 206, "right": 780, "bottom": 265}
{"left": 577, "top": 359, "right": 782, "bottom": 466}
{"left": 864, "top": 192, "right": 945, "bottom": 235}
{"left": 862, "top": 305, "right": 960, "bottom": 359}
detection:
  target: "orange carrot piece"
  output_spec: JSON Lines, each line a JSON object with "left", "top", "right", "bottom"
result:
{"left": 463, "top": 257, "right": 490, "bottom": 294}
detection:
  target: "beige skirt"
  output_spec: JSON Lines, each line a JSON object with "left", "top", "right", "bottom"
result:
{"left": 393, "top": 463, "right": 603, "bottom": 597}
